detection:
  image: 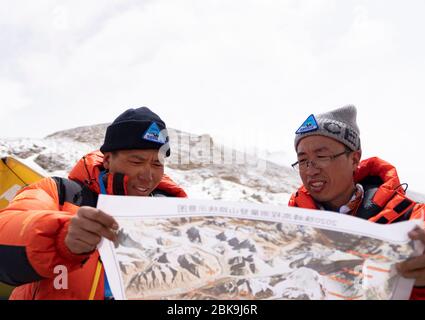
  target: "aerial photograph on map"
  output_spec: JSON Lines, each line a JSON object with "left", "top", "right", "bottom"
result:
{"left": 111, "top": 216, "right": 415, "bottom": 300}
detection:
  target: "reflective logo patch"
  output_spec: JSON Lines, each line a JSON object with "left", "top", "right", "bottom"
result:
{"left": 295, "top": 114, "right": 319, "bottom": 134}
{"left": 142, "top": 122, "right": 167, "bottom": 144}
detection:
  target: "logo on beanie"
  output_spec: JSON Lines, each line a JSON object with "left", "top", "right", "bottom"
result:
{"left": 295, "top": 114, "right": 319, "bottom": 134}
{"left": 142, "top": 122, "right": 167, "bottom": 144}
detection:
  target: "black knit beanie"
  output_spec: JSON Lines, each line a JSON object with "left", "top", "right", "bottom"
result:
{"left": 100, "top": 107, "right": 171, "bottom": 157}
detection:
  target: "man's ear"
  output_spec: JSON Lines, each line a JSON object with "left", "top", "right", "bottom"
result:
{"left": 351, "top": 150, "right": 362, "bottom": 169}
{"left": 103, "top": 152, "right": 112, "bottom": 170}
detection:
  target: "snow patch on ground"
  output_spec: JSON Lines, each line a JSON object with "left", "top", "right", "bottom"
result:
{"left": 0, "top": 124, "right": 302, "bottom": 206}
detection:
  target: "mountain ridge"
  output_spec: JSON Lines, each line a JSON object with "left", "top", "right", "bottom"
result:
{"left": 1, "top": 124, "right": 301, "bottom": 205}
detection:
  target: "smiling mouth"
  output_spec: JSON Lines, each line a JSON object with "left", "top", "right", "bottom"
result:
{"left": 134, "top": 186, "right": 151, "bottom": 195}
{"left": 308, "top": 181, "right": 326, "bottom": 193}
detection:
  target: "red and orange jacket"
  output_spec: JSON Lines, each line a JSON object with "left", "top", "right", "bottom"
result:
{"left": 0, "top": 151, "right": 187, "bottom": 300}
{"left": 288, "top": 157, "right": 425, "bottom": 300}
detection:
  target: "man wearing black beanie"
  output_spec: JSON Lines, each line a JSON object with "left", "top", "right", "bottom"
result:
{"left": 100, "top": 107, "right": 171, "bottom": 157}
{"left": 0, "top": 107, "right": 187, "bottom": 300}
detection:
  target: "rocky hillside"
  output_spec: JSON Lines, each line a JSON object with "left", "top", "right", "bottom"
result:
{"left": 2, "top": 124, "right": 423, "bottom": 205}
{"left": 0, "top": 124, "right": 301, "bottom": 206}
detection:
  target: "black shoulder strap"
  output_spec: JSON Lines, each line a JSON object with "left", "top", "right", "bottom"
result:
{"left": 356, "top": 185, "right": 382, "bottom": 220}
{"left": 52, "top": 177, "right": 98, "bottom": 207}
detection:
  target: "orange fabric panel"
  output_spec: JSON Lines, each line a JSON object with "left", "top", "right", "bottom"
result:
{"left": 68, "top": 150, "right": 103, "bottom": 193}
{"left": 0, "top": 177, "right": 88, "bottom": 279}
{"left": 9, "top": 253, "right": 102, "bottom": 300}
{"left": 411, "top": 287, "right": 425, "bottom": 300}
{"left": 368, "top": 193, "right": 416, "bottom": 224}
{"left": 410, "top": 204, "right": 425, "bottom": 222}
{"left": 288, "top": 186, "right": 317, "bottom": 209}
{"left": 354, "top": 157, "right": 403, "bottom": 207}
{"left": 158, "top": 174, "right": 187, "bottom": 198}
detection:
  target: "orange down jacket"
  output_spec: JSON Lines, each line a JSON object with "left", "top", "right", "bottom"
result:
{"left": 288, "top": 157, "right": 425, "bottom": 300}
{"left": 0, "top": 151, "right": 187, "bottom": 300}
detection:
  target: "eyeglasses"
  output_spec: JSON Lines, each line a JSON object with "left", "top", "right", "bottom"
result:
{"left": 291, "top": 150, "right": 351, "bottom": 171}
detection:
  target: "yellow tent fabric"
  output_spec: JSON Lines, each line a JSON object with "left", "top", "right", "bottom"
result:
{"left": 0, "top": 157, "right": 44, "bottom": 209}
{"left": 0, "top": 157, "right": 44, "bottom": 299}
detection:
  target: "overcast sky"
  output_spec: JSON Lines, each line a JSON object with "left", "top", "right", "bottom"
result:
{"left": 1, "top": 0, "right": 424, "bottom": 191}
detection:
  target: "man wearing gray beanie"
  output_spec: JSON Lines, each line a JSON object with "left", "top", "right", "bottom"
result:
{"left": 293, "top": 105, "right": 361, "bottom": 152}
{"left": 289, "top": 105, "right": 425, "bottom": 300}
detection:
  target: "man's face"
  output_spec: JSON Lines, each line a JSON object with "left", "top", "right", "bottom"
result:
{"left": 103, "top": 149, "right": 164, "bottom": 196}
{"left": 296, "top": 135, "right": 361, "bottom": 209}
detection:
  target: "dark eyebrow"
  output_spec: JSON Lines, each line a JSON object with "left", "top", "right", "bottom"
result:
{"left": 128, "top": 154, "right": 162, "bottom": 163}
{"left": 128, "top": 155, "right": 147, "bottom": 161}
{"left": 313, "top": 147, "right": 331, "bottom": 153}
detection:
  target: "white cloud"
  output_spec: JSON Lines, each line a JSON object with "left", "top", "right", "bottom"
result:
{"left": 1, "top": 0, "right": 424, "bottom": 190}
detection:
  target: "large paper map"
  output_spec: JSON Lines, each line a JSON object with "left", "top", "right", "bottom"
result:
{"left": 97, "top": 195, "right": 423, "bottom": 300}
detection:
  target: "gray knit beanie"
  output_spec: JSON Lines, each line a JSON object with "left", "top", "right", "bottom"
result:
{"left": 294, "top": 105, "right": 361, "bottom": 151}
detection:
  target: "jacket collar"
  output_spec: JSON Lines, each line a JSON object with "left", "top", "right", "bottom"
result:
{"left": 354, "top": 157, "right": 403, "bottom": 207}
{"left": 294, "top": 157, "right": 404, "bottom": 209}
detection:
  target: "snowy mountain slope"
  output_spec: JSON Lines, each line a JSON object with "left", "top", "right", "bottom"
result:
{"left": 0, "top": 124, "right": 301, "bottom": 206}
{"left": 2, "top": 124, "right": 423, "bottom": 205}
